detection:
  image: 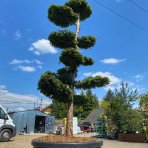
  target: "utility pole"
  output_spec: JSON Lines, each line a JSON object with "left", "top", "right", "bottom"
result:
{"left": 40, "top": 99, "right": 43, "bottom": 111}
{"left": 34, "top": 102, "right": 35, "bottom": 109}
{"left": 6, "top": 106, "right": 9, "bottom": 112}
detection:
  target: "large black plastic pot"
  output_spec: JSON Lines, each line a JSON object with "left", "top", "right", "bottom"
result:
{"left": 32, "top": 140, "right": 103, "bottom": 148}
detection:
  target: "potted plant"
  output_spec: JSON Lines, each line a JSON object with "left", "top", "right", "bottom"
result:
{"left": 32, "top": 0, "right": 109, "bottom": 147}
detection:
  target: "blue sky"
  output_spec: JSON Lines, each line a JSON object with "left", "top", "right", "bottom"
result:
{"left": 0, "top": 0, "right": 148, "bottom": 111}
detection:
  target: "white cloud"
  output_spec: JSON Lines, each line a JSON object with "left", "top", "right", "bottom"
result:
{"left": 83, "top": 71, "right": 121, "bottom": 85}
{"left": 10, "top": 59, "right": 31, "bottom": 65}
{"left": 104, "top": 85, "right": 118, "bottom": 91}
{"left": 83, "top": 72, "right": 93, "bottom": 77}
{"left": 104, "top": 81, "right": 146, "bottom": 94}
{"left": 14, "top": 30, "right": 21, "bottom": 40}
{"left": 0, "top": 85, "right": 38, "bottom": 106}
{"left": 83, "top": 72, "right": 146, "bottom": 94}
{"left": 0, "top": 85, "right": 52, "bottom": 111}
{"left": 16, "top": 107, "right": 25, "bottom": 111}
{"left": 10, "top": 59, "right": 43, "bottom": 65}
{"left": 28, "top": 39, "right": 57, "bottom": 55}
{"left": 10, "top": 59, "right": 43, "bottom": 72}
{"left": 18, "top": 66, "right": 36, "bottom": 72}
{"left": 133, "top": 74, "right": 144, "bottom": 82}
{"left": 127, "top": 81, "right": 135, "bottom": 87}
{"left": 100, "top": 58, "right": 126, "bottom": 64}
{"left": 104, "top": 82, "right": 131, "bottom": 92}
{"left": 34, "top": 59, "right": 43, "bottom": 65}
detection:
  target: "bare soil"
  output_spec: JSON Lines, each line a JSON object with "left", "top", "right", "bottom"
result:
{"left": 36, "top": 135, "right": 100, "bottom": 143}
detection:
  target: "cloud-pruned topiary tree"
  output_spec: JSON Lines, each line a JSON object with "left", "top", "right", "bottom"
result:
{"left": 38, "top": 0, "right": 110, "bottom": 137}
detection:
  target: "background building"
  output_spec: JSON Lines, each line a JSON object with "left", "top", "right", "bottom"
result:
{"left": 9, "top": 110, "right": 55, "bottom": 134}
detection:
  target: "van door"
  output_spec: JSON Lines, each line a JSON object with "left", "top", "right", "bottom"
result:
{"left": 0, "top": 107, "right": 5, "bottom": 126}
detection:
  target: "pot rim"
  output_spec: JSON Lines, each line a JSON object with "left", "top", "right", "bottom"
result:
{"left": 32, "top": 139, "right": 103, "bottom": 146}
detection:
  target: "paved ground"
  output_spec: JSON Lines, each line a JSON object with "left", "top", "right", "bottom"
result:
{"left": 0, "top": 133, "right": 147, "bottom": 148}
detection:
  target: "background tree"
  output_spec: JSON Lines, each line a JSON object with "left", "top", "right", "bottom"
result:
{"left": 102, "top": 82, "right": 143, "bottom": 134}
{"left": 139, "top": 93, "right": 148, "bottom": 112}
{"left": 38, "top": 0, "right": 109, "bottom": 137}
{"left": 103, "top": 89, "right": 115, "bottom": 102}
{"left": 50, "top": 100, "right": 67, "bottom": 119}
{"left": 80, "top": 89, "right": 99, "bottom": 118}
{"left": 100, "top": 89, "right": 115, "bottom": 116}
{"left": 139, "top": 93, "right": 148, "bottom": 134}
{"left": 51, "top": 89, "right": 99, "bottom": 120}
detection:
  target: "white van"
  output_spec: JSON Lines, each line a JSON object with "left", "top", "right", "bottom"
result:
{"left": 0, "top": 105, "right": 16, "bottom": 142}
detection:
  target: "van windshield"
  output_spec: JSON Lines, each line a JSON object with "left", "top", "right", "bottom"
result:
{"left": 0, "top": 107, "right": 5, "bottom": 119}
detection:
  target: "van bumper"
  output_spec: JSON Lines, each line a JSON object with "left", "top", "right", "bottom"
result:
{"left": 12, "top": 126, "right": 16, "bottom": 137}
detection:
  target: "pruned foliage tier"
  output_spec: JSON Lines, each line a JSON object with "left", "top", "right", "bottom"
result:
{"left": 57, "top": 67, "right": 77, "bottom": 85}
{"left": 65, "top": 0, "right": 92, "bottom": 21}
{"left": 75, "top": 76, "right": 110, "bottom": 89}
{"left": 78, "top": 36, "right": 96, "bottom": 49}
{"left": 49, "top": 30, "right": 76, "bottom": 49}
{"left": 60, "top": 48, "right": 83, "bottom": 67}
{"left": 38, "top": 71, "right": 72, "bottom": 102}
{"left": 81, "top": 56, "right": 94, "bottom": 66}
{"left": 48, "top": 5, "right": 77, "bottom": 27}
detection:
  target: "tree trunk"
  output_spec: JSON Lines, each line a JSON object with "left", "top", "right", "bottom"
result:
{"left": 66, "top": 72, "right": 75, "bottom": 137}
{"left": 75, "top": 15, "right": 80, "bottom": 50}
{"left": 66, "top": 15, "right": 80, "bottom": 137}
{"left": 66, "top": 101, "right": 73, "bottom": 137}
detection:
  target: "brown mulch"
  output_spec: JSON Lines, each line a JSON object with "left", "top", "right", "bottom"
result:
{"left": 36, "top": 135, "right": 100, "bottom": 143}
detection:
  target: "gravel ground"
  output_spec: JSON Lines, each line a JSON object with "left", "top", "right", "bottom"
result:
{"left": 0, "top": 133, "right": 147, "bottom": 148}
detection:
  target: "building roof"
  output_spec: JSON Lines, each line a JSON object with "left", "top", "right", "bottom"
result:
{"left": 41, "top": 105, "right": 51, "bottom": 112}
{"left": 8, "top": 109, "right": 53, "bottom": 116}
{"left": 84, "top": 108, "right": 103, "bottom": 124}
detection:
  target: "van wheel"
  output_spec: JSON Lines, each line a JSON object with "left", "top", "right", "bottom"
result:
{"left": 0, "top": 129, "right": 12, "bottom": 142}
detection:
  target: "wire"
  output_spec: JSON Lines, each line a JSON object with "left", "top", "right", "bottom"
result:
{"left": 129, "top": 0, "right": 148, "bottom": 13}
{"left": 1, "top": 102, "right": 48, "bottom": 105}
{"left": 92, "top": 0, "right": 148, "bottom": 32}
{"left": 1, "top": 102, "right": 33, "bottom": 104}
{"left": 0, "top": 98, "right": 50, "bottom": 105}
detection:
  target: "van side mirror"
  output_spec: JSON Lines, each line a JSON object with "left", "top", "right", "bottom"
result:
{"left": 4, "top": 114, "right": 8, "bottom": 120}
